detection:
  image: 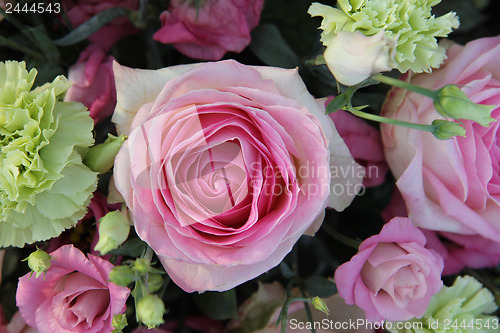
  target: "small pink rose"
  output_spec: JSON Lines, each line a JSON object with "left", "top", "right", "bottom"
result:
{"left": 16, "top": 245, "right": 129, "bottom": 333}
{"left": 64, "top": 45, "right": 117, "bottom": 125}
{"left": 63, "top": 0, "right": 139, "bottom": 50}
{"left": 335, "top": 217, "right": 444, "bottom": 322}
{"left": 381, "top": 36, "right": 500, "bottom": 243}
{"left": 153, "top": 0, "right": 264, "bottom": 60}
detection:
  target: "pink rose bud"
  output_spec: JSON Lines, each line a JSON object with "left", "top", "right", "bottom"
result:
{"left": 335, "top": 217, "right": 444, "bottom": 322}
{"left": 324, "top": 30, "right": 396, "bottom": 86}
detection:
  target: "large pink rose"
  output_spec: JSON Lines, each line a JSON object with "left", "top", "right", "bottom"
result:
{"left": 334, "top": 217, "right": 444, "bottom": 322}
{"left": 63, "top": 0, "right": 138, "bottom": 51}
{"left": 381, "top": 37, "right": 500, "bottom": 243}
{"left": 16, "top": 245, "right": 129, "bottom": 333}
{"left": 112, "top": 60, "right": 363, "bottom": 292}
{"left": 64, "top": 45, "right": 116, "bottom": 125}
{"left": 153, "top": 0, "right": 264, "bottom": 60}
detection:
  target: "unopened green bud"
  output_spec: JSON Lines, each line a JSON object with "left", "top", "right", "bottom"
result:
{"left": 310, "top": 296, "right": 329, "bottom": 316}
{"left": 136, "top": 294, "right": 165, "bottom": 329}
{"left": 95, "top": 210, "right": 130, "bottom": 255}
{"left": 111, "top": 313, "right": 128, "bottom": 333}
{"left": 109, "top": 265, "right": 137, "bottom": 286}
{"left": 83, "top": 134, "right": 127, "bottom": 174}
{"left": 431, "top": 119, "right": 467, "bottom": 140}
{"left": 147, "top": 273, "right": 164, "bottom": 294}
{"left": 23, "top": 248, "right": 52, "bottom": 279}
{"left": 434, "top": 85, "right": 495, "bottom": 127}
{"left": 133, "top": 258, "right": 151, "bottom": 275}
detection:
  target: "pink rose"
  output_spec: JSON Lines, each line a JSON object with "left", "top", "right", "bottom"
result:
{"left": 112, "top": 60, "right": 363, "bottom": 292}
{"left": 16, "top": 245, "right": 129, "bottom": 333}
{"left": 153, "top": 0, "right": 264, "bottom": 60}
{"left": 334, "top": 217, "right": 444, "bottom": 322}
{"left": 328, "top": 105, "right": 388, "bottom": 187}
{"left": 63, "top": 0, "right": 138, "bottom": 51}
{"left": 381, "top": 37, "right": 500, "bottom": 243}
{"left": 5, "top": 312, "right": 37, "bottom": 333}
{"left": 64, "top": 45, "right": 117, "bottom": 125}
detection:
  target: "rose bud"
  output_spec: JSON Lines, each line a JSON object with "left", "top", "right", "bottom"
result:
{"left": 95, "top": 210, "right": 130, "bottom": 255}
{"left": 136, "top": 294, "right": 166, "bottom": 329}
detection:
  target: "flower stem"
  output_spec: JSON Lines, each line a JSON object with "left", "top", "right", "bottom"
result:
{"left": 322, "top": 224, "right": 361, "bottom": 250}
{"left": 372, "top": 73, "right": 438, "bottom": 99}
{"left": 346, "top": 106, "right": 435, "bottom": 133}
{"left": 0, "top": 36, "right": 44, "bottom": 60}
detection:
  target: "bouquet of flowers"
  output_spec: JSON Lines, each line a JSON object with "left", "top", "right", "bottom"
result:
{"left": 1, "top": 0, "right": 500, "bottom": 332}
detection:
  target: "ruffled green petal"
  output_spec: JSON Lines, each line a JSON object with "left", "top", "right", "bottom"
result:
{"left": 0, "top": 61, "right": 97, "bottom": 247}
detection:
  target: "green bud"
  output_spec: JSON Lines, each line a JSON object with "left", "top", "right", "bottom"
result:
{"left": 83, "top": 134, "right": 127, "bottom": 174}
{"left": 310, "top": 296, "right": 329, "bottom": 316}
{"left": 136, "top": 294, "right": 166, "bottom": 329}
{"left": 94, "top": 210, "right": 130, "bottom": 255}
{"left": 23, "top": 248, "right": 52, "bottom": 279}
{"left": 147, "top": 273, "right": 164, "bottom": 294}
{"left": 431, "top": 119, "right": 467, "bottom": 140}
{"left": 434, "top": 85, "right": 496, "bottom": 127}
{"left": 109, "top": 265, "right": 137, "bottom": 286}
{"left": 111, "top": 313, "right": 128, "bottom": 333}
{"left": 133, "top": 258, "right": 151, "bottom": 275}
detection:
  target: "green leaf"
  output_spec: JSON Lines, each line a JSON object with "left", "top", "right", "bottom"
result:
{"left": 326, "top": 94, "right": 347, "bottom": 114}
{"left": 192, "top": 289, "right": 238, "bottom": 320}
{"left": 106, "top": 237, "right": 148, "bottom": 257}
{"left": 303, "top": 276, "right": 337, "bottom": 297}
{"left": 54, "top": 7, "right": 131, "bottom": 46}
{"left": 250, "top": 23, "right": 300, "bottom": 69}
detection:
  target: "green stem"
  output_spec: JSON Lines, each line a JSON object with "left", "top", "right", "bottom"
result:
{"left": 322, "top": 224, "right": 361, "bottom": 250}
{"left": 372, "top": 73, "right": 438, "bottom": 99}
{"left": 347, "top": 106, "right": 435, "bottom": 133}
{"left": 0, "top": 36, "right": 44, "bottom": 60}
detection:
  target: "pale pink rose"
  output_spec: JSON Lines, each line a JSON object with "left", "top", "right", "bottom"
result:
{"left": 63, "top": 0, "right": 139, "bottom": 51}
{"left": 328, "top": 105, "right": 388, "bottom": 187}
{"left": 16, "top": 245, "right": 129, "bottom": 333}
{"left": 153, "top": 0, "right": 264, "bottom": 60}
{"left": 112, "top": 60, "right": 363, "bottom": 292}
{"left": 334, "top": 217, "right": 444, "bottom": 322}
{"left": 381, "top": 37, "right": 500, "bottom": 243}
{"left": 64, "top": 45, "right": 117, "bottom": 125}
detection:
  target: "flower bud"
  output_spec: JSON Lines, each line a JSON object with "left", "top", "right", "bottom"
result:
{"left": 83, "top": 134, "right": 127, "bottom": 174}
{"left": 136, "top": 294, "right": 166, "bottom": 329}
{"left": 109, "top": 265, "right": 137, "bottom": 286}
{"left": 23, "top": 248, "right": 52, "bottom": 279}
{"left": 111, "top": 313, "right": 128, "bottom": 333}
{"left": 147, "top": 273, "right": 164, "bottom": 294}
{"left": 324, "top": 30, "right": 396, "bottom": 86}
{"left": 132, "top": 258, "right": 151, "bottom": 275}
{"left": 431, "top": 119, "right": 466, "bottom": 140}
{"left": 310, "top": 296, "right": 329, "bottom": 316}
{"left": 434, "top": 85, "right": 495, "bottom": 127}
{"left": 95, "top": 210, "right": 130, "bottom": 255}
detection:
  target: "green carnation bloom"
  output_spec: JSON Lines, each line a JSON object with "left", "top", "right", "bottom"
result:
{"left": 0, "top": 61, "right": 98, "bottom": 247}
{"left": 388, "top": 275, "right": 499, "bottom": 333}
{"left": 308, "top": 0, "right": 460, "bottom": 73}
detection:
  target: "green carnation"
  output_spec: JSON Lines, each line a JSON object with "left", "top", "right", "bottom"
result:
{"left": 0, "top": 61, "right": 98, "bottom": 247}
{"left": 308, "top": 0, "right": 460, "bottom": 73}
{"left": 388, "top": 276, "right": 499, "bottom": 333}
